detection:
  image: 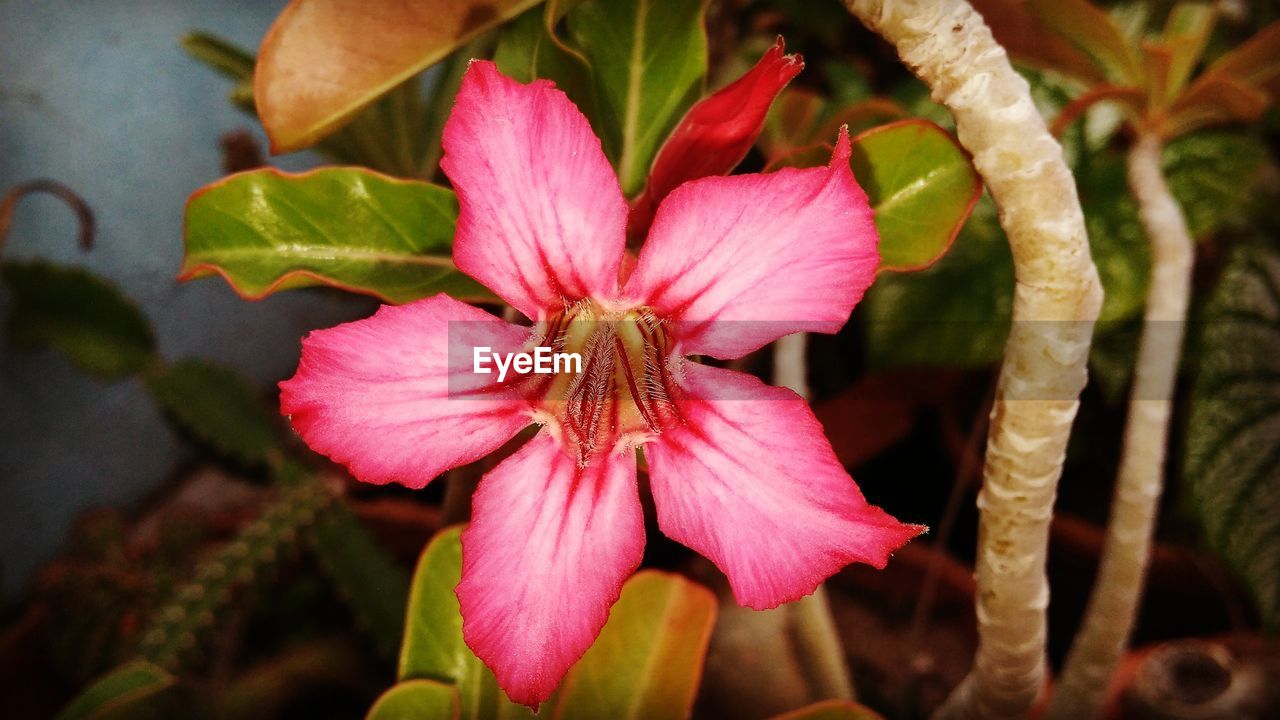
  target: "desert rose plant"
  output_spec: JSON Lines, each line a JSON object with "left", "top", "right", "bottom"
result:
{"left": 20, "top": 1, "right": 1277, "bottom": 719}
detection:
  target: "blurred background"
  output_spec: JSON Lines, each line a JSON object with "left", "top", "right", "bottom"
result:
{"left": 0, "top": 0, "right": 372, "bottom": 597}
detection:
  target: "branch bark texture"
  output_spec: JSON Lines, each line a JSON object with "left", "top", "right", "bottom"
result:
{"left": 841, "top": 2, "right": 1104, "bottom": 717}
{"left": 1047, "top": 131, "right": 1194, "bottom": 719}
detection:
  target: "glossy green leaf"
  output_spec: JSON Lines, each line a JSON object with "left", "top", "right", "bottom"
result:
{"left": 554, "top": 570, "right": 716, "bottom": 720}
{"left": 55, "top": 661, "right": 176, "bottom": 720}
{"left": 1028, "top": 0, "right": 1141, "bottom": 84}
{"left": 311, "top": 500, "right": 410, "bottom": 659}
{"left": 849, "top": 120, "right": 981, "bottom": 273}
{"left": 493, "top": 6, "right": 590, "bottom": 103}
{"left": 400, "top": 526, "right": 532, "bottom": 720}
{"left": 143, "top": 359, "right": 280, "bottom": 466}
{"left": 366, "top": 679, "right": 461, "bottom": 720}
{"left": 866, "top": 127, "right": 1263, "bottom": 373}
{"left": 770, "top": 700, "right": 885, "bottom": 720}
{"left": 1, "top": 261, "right": 155, "bottom": 380}
{"left": 1183, "top": 245, "right": 1280, "bottom": 629}
{"left": 565, "top": 0, "right": 707, "bottom": 195}
{"left": 863, "top": 196, "right": 1013, "bottom": 370}
{"left": 182, "top": 167, "right": 491, "bottom": 304}
{"left": 399, "top": 526, "right": 476, "bottom": 682}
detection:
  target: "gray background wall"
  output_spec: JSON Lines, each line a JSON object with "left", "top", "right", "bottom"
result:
{"left": 0, "top": 0, "right": 375, "bottom": 596}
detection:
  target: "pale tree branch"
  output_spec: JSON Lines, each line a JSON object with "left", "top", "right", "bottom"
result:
{"left": 1047, "top": 131, "right": 1194, "bottom": 719}
{"left": 841, "top": 2, "right": 1105, "bottom": 717}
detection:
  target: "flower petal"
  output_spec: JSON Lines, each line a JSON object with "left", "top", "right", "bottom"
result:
{"left": 279, "top": 293, "right": 531, "bottom": 488}
{"left": 442, "top": 60, "right": 628, "bottom": 319}
{"left": 624, "top": 129, "right": 877, "bottom": 359}
{"left": 628, "top": 37, "right": 803, "bottom": 240}
{"left": 458, "top": 432, "right": 644, "bottom": 707}
{"left": 647, "top": 363, "right": 923, "bottom": 609}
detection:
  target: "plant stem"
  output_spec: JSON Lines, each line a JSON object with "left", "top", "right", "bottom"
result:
{"left": 842, "top": 2, "right": 1104, "bottom": 718}
{"left": 1047, "top": 131, "right": 1193, "bottom": 719}
{"left": 772, "top": 332, "right": 857, "bottom": 701}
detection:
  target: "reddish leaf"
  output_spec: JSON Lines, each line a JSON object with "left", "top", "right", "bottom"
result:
{"left": 1167, "top": 73, "right": 1270, "bottom": 136}
{"left": 758, "top": 87, "right": 827, "bottom": 162}
{"left": 1027, "top": 0, "right": 1142, "bottom": 84}
{"left": 1206, "top": 19, "right": 1280, "bottom": 90}
{"left": 969, "top": 0, "right": 1108, "bottom": 84}
{"left": 255, "top": 0, "right": 540, "bottom": 153}
{"left": 627, "top": 37, "right": 802, "bottom": 241}
{"left": 1050, "top": 85, "right": 1146, "bottom": 136}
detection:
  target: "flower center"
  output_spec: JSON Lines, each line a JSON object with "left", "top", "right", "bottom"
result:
{"left": 524, "top": 301, "right": 681, "bottom": 465}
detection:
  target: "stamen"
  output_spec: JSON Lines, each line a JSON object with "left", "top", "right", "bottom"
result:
{"left": 523, "top": 302, "right": 680, "bottom": 465}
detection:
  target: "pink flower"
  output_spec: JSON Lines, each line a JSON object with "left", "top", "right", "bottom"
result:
{"left": 280, "top": 61, "right": 923, "bottom": 707}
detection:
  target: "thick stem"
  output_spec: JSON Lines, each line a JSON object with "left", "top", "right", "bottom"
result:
{"left": 1047, "top": 132, "right": 1194, "bottom": 719}
{"left": 772, "top": 332, "right": 857, "bottom": 701}
{"left": 841, "top": 3, "right": 1104, "bottom": 717}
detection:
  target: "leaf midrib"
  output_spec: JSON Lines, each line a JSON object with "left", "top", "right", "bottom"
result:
{"left": 618, "top": 0, "right": 648, "bottom": 185}
{"left": 190, "top": 244, "right": 458, "bottom": 268}
{"left": 873, "top": 162, "right": 967, "bottom": 217}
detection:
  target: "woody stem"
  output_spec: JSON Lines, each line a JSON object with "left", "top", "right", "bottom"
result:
{"left": 1047, "top": 130, "right": 1193, "bottom": 718}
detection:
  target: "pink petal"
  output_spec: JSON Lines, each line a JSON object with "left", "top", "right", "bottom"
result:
{"left": 624, "top": 129, "right": 878, "bottom": 359}
{"left": 647, "top": 363, "right": 923, "bottom": 609}
{"left": 441, "top": 60, "right": 628, "bottom": 319}
{"left": 279, "top": 294, "right": 532, "bottom": 489}
{"left": 458, "top": 432, "right": 644, "bottom": 707}
{"left": 628, "top": 37, "right": 803, "bottom": 240}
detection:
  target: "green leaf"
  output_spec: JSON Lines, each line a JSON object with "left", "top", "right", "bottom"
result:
{"left": 565, "top": 0, "right": 707, "bottom": 195}
{"left": 310, "top": 500, "right": 410, "bottom": 659}
{"left": 1081, "top": 130, "right": 1264, "bottom": 327}
{"left": 849, "top": 120, "right": 981, "bottom": 272}
{"left": 55, "top": 661, "right": 176, "bottom": 720}
{"left": 182, "top": 167, "right": 492, "bottom": 304}
{"left": 1078, "top": 147, "right": 1152, "bottom": 326}
{"left": 554, "top": 570, "right": 716, "bottom": 720}
{"left": 366, "top": 679, "right": 461, "bottom": 720}
{"left": 494, "top": 6, "right": 590, "bottom": 101}
{"left": 1183, "top": 245, "right": 1280, "bottom": 629}
{"left": 400, "top": 526, "right": 532, "bottom": 720}
{"left": 863, "top": 196, "right": 1014, "bottom": 370}
{"left": 1, "top": 261, "right": 155, "bottom": 380}
{"left": 770, "top": 700, "right": 885, "bottom": 720}
{"left": 143, "top": 359, "right": 280, "bottom": 466}
{"left": 1163, "top": 130, "right": 1266, "bottom": 239}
